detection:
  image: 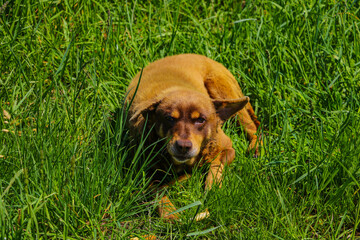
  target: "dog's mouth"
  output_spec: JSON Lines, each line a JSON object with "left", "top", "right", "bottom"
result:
{"left": 171, "top": 155, "right": 199, "bottom": 166}
{"left": 171, "top": 152, "right": 200, "bottom": 167}
{"left": 168, "top": 145, "right": 199, "bottom": 164}
{"left": 172, "top": 155, "right": 191, "bottom": 163}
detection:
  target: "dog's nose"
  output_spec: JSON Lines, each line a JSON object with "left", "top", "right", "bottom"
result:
{"left": 175, "top": 139, "right": 192, "bottom": 153}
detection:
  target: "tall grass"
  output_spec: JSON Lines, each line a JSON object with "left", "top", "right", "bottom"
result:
{"left": 1, "top": 0, "right": 359, "bottom": 238}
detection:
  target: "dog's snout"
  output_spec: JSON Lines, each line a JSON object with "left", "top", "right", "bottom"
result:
{"left": 175, "top": 139, "right": 193, "bottom": 153}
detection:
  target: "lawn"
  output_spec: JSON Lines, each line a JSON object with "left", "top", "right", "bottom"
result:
{"left": 1, "top": 0, "right": 360, "bottom": 239}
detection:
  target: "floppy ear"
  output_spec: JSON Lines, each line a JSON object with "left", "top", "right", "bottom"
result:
{"left": 212, "top": 96, "right": 249, "bottom": 121}
{"left": 129, "top": 99, "right": 161, "bottom": 126}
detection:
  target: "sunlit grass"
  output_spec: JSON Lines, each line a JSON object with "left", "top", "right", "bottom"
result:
{"left": 1, "top": 0, "right": 359, "bottom": 238}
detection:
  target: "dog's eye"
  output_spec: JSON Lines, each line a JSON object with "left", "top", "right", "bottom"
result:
{"left": 165, "top": 116, "right": 175, "bottom": 123}
{"left": 195, "top": 117, "right": 206, "bottom": 124}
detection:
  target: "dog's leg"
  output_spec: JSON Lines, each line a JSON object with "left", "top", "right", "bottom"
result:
{"left": 205, "top": 147, "right": 235, "bottom": 190}
{"left": 205, "top": 161, "right": 224, "bottom": 190}
{"left": 236, "top": 106, "right": 261, "bottom": 155}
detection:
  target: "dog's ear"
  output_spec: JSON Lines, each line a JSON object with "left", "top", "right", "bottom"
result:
{"left": 129, "top": 99, "right": 161, "bottom": 125}
{"left": 212, "top": 96, "right": 249, "bottom": 121}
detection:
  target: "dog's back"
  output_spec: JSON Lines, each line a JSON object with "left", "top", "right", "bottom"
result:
{"left": 127, "top": 54, "right": 243, "bottom": 104}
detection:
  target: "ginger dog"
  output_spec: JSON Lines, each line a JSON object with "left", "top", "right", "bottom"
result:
{"left": 126, "top": 54, "right": 261, "bottom": 219}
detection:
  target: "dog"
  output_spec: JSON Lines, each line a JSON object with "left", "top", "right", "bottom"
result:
{"left": 126, "top": 54, "right": 261, "bottom": 219}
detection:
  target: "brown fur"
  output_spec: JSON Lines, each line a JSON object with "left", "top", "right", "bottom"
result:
{"left": 126, "top": 54, "right": 261, "bottom": 219}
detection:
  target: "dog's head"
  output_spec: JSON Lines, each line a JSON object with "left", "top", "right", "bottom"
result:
{"left": 131, "top": 90, "right": 249, "bottom": 166}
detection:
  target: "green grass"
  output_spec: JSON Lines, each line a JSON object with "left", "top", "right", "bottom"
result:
{"left": 1, "top": 0, "right": 360, "bottom": 239}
